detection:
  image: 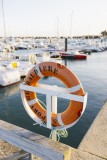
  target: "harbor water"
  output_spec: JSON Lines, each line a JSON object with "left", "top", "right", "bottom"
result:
{"left": 0, "top": 51, "right": 107, "bottom": 148}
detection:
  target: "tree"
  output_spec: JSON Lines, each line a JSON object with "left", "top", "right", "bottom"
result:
{"left": 101, "top": 30, "right": 107, "bottom": 37}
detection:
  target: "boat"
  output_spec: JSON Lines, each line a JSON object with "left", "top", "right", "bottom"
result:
{"left": 34, "top": 52, "right": 50, "bottom": 62}
{"left": 50, "top": 52, "right": 61, "bottom": 58}
{"left": 0, "top": 48, "right": 62, "bottom": 80}
{"left": 0, "top": 52, "right": 35, "bottom": 77}
{"left": 7, "top": 61, "right": 34, "bottom": 77}
{"left": 0, "top": 64, "right": 20, "bottom": 87}
{"left": 60, "top": 50, "right": 87, "bottom": 60}
{"left": 74, "top": 53, "right": 87, "bottom": 59}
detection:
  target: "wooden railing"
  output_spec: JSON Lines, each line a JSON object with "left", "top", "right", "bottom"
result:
{"left": 0, "top": 120, "right": 71, "bottom": 160}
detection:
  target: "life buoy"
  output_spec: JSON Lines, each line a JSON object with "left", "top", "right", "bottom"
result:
{"left": 22, "top": 62, "right": 87, "bottom": 129}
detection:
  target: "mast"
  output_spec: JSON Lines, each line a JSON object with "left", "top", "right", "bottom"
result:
{"left": 57, "top": 17, "right": 59, "bottom": 40}
{"left": 1, "top": 0, "right": 6, "bottom": 43}
{"left": 70, "top": 11, "right": 73, "bottom": 38}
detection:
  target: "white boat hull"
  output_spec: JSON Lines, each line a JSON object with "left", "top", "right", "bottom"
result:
{"left": 0, "top": 68, "right": 20, "bottom": 87}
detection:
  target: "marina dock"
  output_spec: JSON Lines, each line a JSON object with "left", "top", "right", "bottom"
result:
{"left": 0, "top": 100, "right": 107, "bottom": 160}
{"left": 0, "top": 0, "right": 107, "bottom": 158}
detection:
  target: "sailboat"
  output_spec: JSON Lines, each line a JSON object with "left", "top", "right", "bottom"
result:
{"left": 0, "top": 0, "right": 20, "bottom": 87}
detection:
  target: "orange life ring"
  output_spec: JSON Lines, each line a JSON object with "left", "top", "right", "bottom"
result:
{"left": 23, "top": 62, "right": 86, "bottom": 128}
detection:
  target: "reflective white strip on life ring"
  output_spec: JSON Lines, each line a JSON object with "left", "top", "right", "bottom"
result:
{"left": 57, "top": 113, "right": 65, "bottom": 126}
{"left": 28, "top": 98, "right": 38, "bottom": 106}
{"left": 66, "top": 84, "right": 81, "bottom": 93}
{"left": 81, "top": 92, "right": 88, "bottom": 115}
{"left": 35, "top": 64, "right": 44, "bottom": 78}
{"left": 55, "top": 84, "right": 81, "bottom": 93}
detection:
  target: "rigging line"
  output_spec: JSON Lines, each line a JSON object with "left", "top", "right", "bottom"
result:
{"left": 1, "top": 0, "right": 6, "bottom": 42}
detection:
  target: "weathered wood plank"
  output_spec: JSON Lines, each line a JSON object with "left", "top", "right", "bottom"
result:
{"left": 0, "top": 120, "right": 71, "bottom": 160}
{"left": 2, "top": 150, "right": 30, "bottom": 160}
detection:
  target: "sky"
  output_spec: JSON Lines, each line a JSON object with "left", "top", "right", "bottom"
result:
{"left": 0, "top": 0, "right": 107, "bottom": 37}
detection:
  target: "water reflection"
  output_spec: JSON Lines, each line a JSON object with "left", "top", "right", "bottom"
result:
{"left": 0, "top": 83, "right": 20, "bottom": 99}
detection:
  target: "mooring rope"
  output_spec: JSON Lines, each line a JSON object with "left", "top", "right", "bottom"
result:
{"left": 49, "top": 129, "right": 68, "bottom": 141}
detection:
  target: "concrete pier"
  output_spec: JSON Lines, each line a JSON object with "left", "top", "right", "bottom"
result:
{"left": 78, "top": 100, "right": 107, "bottom": 159}
{"left": 0, "top": 100, "right": 107, "bottom": 159}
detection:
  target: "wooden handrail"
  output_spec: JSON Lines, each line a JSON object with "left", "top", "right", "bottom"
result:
{"left": 0, "top": 120, "right": 71, "bottom": 160}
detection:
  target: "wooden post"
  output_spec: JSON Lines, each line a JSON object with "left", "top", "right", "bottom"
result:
{"left": 46, "top": 94, "right": 52, "bottom": 129}
{"left": 65, "top": 38, "right": 67, "bottom": 52}
{"left": 52, "top": 95, "right": 57, "bottom": 140}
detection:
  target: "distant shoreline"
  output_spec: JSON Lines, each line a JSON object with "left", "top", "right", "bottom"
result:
{"left": 0, "top": 35, "right": 103, "bottom": 39}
